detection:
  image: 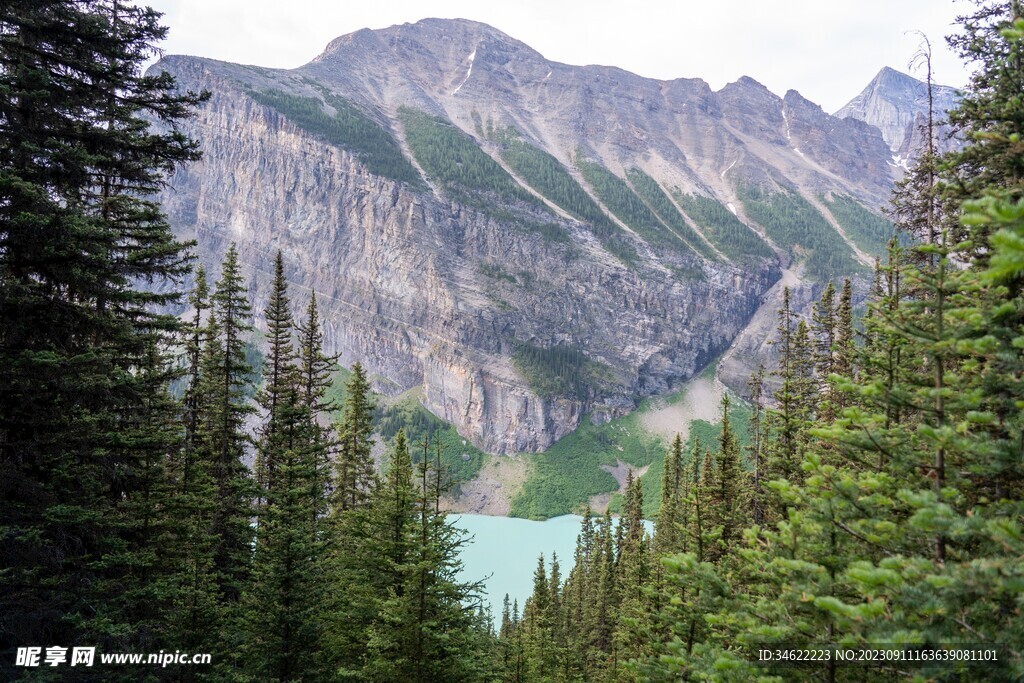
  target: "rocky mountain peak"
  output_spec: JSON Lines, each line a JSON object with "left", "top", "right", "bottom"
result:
{"left": 151, "top": 18, "right": 908, "bottom": 454}
{"left": 835, "top": 66, "right": 960, "bottom": 160}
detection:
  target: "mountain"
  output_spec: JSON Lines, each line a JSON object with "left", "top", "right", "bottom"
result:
{"left": 835, "top": 66, "right": 961, "bottom": 167}
{"left": 153, "top": 18, "right": 910, "bottom": 454}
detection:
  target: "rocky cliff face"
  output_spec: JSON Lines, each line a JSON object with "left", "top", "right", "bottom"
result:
{"left": 835, "top": 66, "right": 961, "bottom": 165}
{"left": 154, "top": 19, "right": 915, "bottom": 453}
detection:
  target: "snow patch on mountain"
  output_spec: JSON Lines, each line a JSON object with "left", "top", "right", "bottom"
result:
{"left": 451, "top": 48, "right": 477, "bottom": 96}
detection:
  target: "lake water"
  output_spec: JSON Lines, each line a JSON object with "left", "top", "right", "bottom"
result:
{"left": 450, "top": 513, "right": 653, "bottom": 622}
{"left": 450, "top": 513, "right": 585, "bottom": 620}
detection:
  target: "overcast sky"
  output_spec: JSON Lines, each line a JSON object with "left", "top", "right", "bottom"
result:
{"left": 143, "top": 0, "right": 971, "bottom": 113}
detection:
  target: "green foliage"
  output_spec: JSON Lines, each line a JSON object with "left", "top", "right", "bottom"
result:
{"left": 363, "top": 445, "right": 496, "bottom": 682}
{"left": 332, "top": 362, "right": 377, "bottom": 513}
{"left": 478, "top": 261, "right": 519, "bottom": 284}
{"left": 577, "top": 157, "right": 689, "bottom": 258}
{"left": 377, "top": 393, "right": 488, "bottom": 485}
{"left": 510, "top": 408, "right": 663, "bottom": 520}
{"left": 737, "top": 183, "right": 861, "bottom": 277}
{"left": 247, "top": 87, "right": 425, "bottom": 188}
{"left": 672, "top": 191, "right": 776, "bottom": 263}
{"left": 399, "top": 108, "right": 543, "bottom": 209}
{"left": 640, "top": 401, "right": 752, "bottom": 520}
{"left": 0, "top": 1, "right": 205, "bottom": 661}
{"left": 493, "top": 128, "right": 603, "bottom": 224}
{"left": 324, "top": 372, "right": 487, "bottom": 487}
{"left": 822, "top": 192, "right": 896, "bottom": 256}
{"left": 626, "top": 168, "right": 720, "bottom": 261}
{"left": 511, "top": 342, "right": 612, "bottom": 400}
{"left": 493, "top": 128, "right": 637, "bottom": 262}
{"left": 237, "top": 256, "right": 332, "bottom": 680}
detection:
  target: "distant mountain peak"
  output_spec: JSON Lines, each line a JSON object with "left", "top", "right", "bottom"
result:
{"left": 835, "top": 67, "right": 960, "bottom": 156}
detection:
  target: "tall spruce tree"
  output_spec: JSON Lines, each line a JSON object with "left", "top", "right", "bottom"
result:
{"left": 365, "top": 439, "right": 494, "bottom": 682}
{"left": 333, "top": 361, "right": 376, "bottom": 512}
{"left": 196, "top": 244, "right": 257, "bottom": 607}
{"left": 164, "top": 270, "right": 221, "bottom": 663}
{"left": 0, "top": 0, "right": 205, "bottom": 665}
{"left": 296, "top": 290, "right": 338, "bottom": 521}
{"left": 238, "top": 254, "right": 330, "bottom": 680}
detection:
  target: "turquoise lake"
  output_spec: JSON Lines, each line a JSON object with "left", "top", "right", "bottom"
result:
{"left": 450, "top": 513, "right": 585, "bottom": 619}
{"left": 451, "top": 513, "right": 653, "bottom": 621}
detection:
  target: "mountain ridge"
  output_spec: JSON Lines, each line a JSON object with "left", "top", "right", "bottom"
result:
{"left": 152, "top": 18, "right": 929, "bottom": 455}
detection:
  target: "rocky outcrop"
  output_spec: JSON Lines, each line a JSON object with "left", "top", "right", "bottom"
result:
{"left": 153, "top": 19, "right": 909, "bottom": 453}
{"left": 834, "top": 66, "right": 960, "bottom": 163}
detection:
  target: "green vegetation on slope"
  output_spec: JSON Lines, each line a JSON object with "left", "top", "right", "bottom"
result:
{"left": 626, "top": 168, "right": 719, "bottom": 261}
{"left": 821, "top": 192, "right": 896, "bottom": 256}
{"left": 325, "top": 370, "right": 486, "bottom": 485}
{"left": 577, "top": 158, "right": 694, "bottom": 259}
{"left": 636, "top": 400, "right": 751, "bottom": 519}
{"left": 510, "top": 376, "right": 752, "bottom": 520}
{"left": 246, "top": 88, "right": 424, "bottom": 188}
{"left": 493, "top": 130, "right": 637, "bottom": 263}
{"left": 737, "top": 182, "right": 861, "bottom": 278}
{"left": 672, "top": 191, "right": 776, "bottom": 263}
{"left": 511, "top": 342, "right": 613, "bottom": 400}
{"left": 496, "top": 130, "right": 615, "bottom": 232}
{"left": 376, "top": 392, "right": 488, "bottom": 485}
{"left": 398, "top": 108, "right": 542, "bottom": 210}
{"left": 509, "top": 408, "right": 663, "bottom": 520}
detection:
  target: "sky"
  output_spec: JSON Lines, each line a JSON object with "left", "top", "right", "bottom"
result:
{"left": 143, "top": 0, "right": 972, "bottom": 113}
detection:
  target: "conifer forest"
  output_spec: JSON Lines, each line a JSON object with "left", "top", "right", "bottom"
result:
{"left": 2, "top": 1, "right": 1024, "bottom": 681}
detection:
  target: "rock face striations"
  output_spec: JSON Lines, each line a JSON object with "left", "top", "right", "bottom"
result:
{"left": 154, "top": 19, "right": 939, "bottom": 454}
{"left": 835, "top": 66, "right": 961, "bottom": 166}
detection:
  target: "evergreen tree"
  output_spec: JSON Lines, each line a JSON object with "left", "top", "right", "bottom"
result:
{"left": 812, "top": 280, "right": 838, "bottom": 380}
{"left": 653, "top": 434, "right": 684, "bottom": 557}
{"left": 183, "top": 265, "right": 210, "bottom": 461}
{"left": 164, "top": 273, "right": 221, "bottom": 661}
{"left": 297, "top": 290, "right": 338, "bottom": 520}
{"left": 0, "top": 0, "right": 205, "bottom": 663}
{"left": 763, "top": 289, "right": 816, "bottom": 514}
{"left": 333, "top": 361, "right": 376, "bottom": 512}
{"left": 254, "top": 251, "right": 301, "bottom": 499}
{"left": 364, "top": 439, "right": 494, "bottom": 682}
{"left": 833, "top": 279, "right": 855, "bottom": 383}
{"left": 709, "top": 394, "right": 745, "bottom": 561}
{"left": 522, "top": 554, "right": 557, "bottom": 681}
{"left": 238, "top": 255, "right": 330, "bottom": 680}
{"left": 196, "top": 244, "right": 257, "bottom": 606}
{"left": 612, "top": 475, "right": 652, "bottom": 679}
{"left": 747, "top": 367, "right": 767, "bottom": 525}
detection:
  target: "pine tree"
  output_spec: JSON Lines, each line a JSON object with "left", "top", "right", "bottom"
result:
{"left": 747, "top": 367, "right": 767, "bottom": 525}
{"left": 653, "top": 434, "right": 684, "bottom": 557}
{"left": 164, "top": 268, "right": 221, "bottom": 663}
{"left": 709, "top": 394, "right": 745, "bottom": 561}
{"left": 594, "top": 510, "right": 617, "bottom": 665}
{"left": 812, "top": 280, "right": 838, "bottom": 380}
{"left": 764, "top": 290, "right": 817, "bottom": 515}
{"left": 254, "top": 251, "right": 300, "bottom": 499}
{"left": 238, "top": 255, "right": 330, "bottom": 680}
{"left": 322, "top": 361, "right": 382, "bottom": 677}
{"left": 833, "top": 279, "right": 855, "bottom": 383}
{"left": 522, "top": 554, "right": 557, "bottom": 681}
{"left": 333, "top": 361, "right": 376, "bottom": 512}
{"left": 183, "top": 265, "right": 210, "bottom": 462}
{"left": 0, "top": 0, "right": 205, "bottom": 661}
{"left": 297, "top": 290, "right": 338, "bottom": 523}
{"left": 365, "top": 439, "right": 494, "bottom": 682}
{"left": 197, "top": 244, "right": 257, "bottom": 605}
{"left": 685, "top": 440, "right": 709, "bottom": 563}
{"left": 612, "top": 474, "right": 652, "bottom": 679}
